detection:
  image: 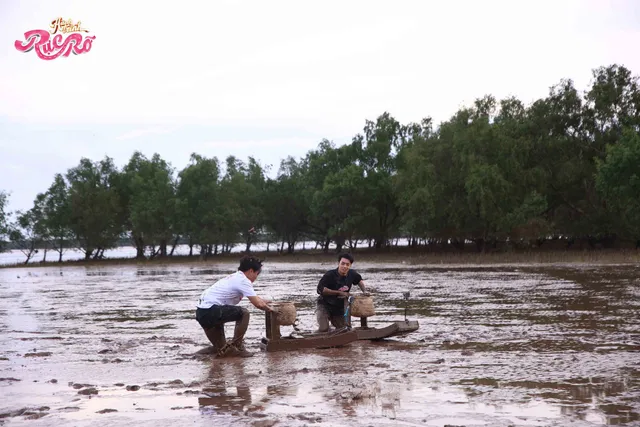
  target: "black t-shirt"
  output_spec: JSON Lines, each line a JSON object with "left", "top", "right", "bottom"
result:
{"left": 316, "top": 268, "right": 363, "bottom": 313}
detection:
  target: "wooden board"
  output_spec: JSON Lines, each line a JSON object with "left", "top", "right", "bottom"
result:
{"left": 394, "top": 320, "right": 420, "bottom": 335}
{"left": 354, "top": 323, "right": 400, "bottom": 340}
{"left": 260, "top": 329, "right": 358, "bottom": 352}
{"left": 354, "top": 320, "right": 420, "bottom": 341}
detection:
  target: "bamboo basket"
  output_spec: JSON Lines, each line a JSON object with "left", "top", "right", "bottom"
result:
{"left": 270, "top": 301, "right": 297, "bottom": 326}
{"left": 350, "top": 295, "right": 376, "bottom": 318}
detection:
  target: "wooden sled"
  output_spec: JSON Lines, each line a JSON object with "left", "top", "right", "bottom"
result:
{"left": 347, "top": 316, "right": 419, "bottom": 340}
{"left": 260, "top": 309, "right": 358, "bottom": 352}
{"left": 344, "top": 298, "right": 420, "bottom": 341}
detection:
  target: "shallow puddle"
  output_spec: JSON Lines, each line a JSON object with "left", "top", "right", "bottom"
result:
{"left": 0, "top": 261, "right": 638, "bottom": 426}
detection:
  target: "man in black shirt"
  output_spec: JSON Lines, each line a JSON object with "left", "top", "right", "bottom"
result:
{"left": 315, "top": 253, "right": 368, "bottom": 332}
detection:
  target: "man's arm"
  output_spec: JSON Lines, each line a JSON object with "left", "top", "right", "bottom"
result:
{"left": 357, "top": 280, "right": 367, "bottom": 293}
{"left": 322, "top": 288, "right": 349, "bottom": 297}
{"left": 247, "top": 295, "right": 273, "bottom": 311}
{"left": 353, "top": 271, "right": 366, "bottom": 293}
{"left": 317, "top": 273, "right": 348, "bottom": 297}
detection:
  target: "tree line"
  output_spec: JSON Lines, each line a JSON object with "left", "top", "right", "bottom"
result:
{"left": 1, "top": 64, "right": 639, "bottom": 264}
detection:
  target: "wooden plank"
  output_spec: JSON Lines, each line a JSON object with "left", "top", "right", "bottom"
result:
{"left": 262, "top": 330, "right": 358, "bottom": 352}
{"left": 354, "top": 320, "right": 420, "bottom": 340}
{"left": 265, "top": 310, "right": 281, "bottom": 340}
{"left": 354, "top": 323, "right": 399, "bottom": 340}
{"left": 394, "top": 320, "right": 420, "bottom": 335}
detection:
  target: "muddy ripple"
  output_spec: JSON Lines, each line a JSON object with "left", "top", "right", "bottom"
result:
{"left": 0, "top": 262, "right": 638, "bottom": 426}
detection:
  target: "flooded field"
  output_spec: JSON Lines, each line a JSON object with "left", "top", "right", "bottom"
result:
{"left": 1, "top": 261, "right": 639, "bottom": 426}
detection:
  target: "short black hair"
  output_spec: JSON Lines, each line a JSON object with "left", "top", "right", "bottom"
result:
{"left": 337, "top": 253, "right": 354, "bottom": 264}
{"left": 238, "top": 255, "right": 263, "bottom": 272}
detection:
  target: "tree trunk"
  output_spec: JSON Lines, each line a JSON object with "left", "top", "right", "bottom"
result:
{"left": 43, "top": 246, "right": 48, "bottom": 262}
{"left": 135, "top": 237, "right": 145, "bottom": 259}
{"left": 134, "top": 236, "right": 145, "bottom": 259}
{"left": 57, "top": 237, "right": 64, "bottom": 262}
{"left": 323, "top": 237, "right": 330, "bottom": 253}
{"left": 169, "top": 236, "right": 179, "bottom": 256}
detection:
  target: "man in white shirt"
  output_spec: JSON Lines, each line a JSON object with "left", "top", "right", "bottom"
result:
{"left": 196, "top": 256, "right": 272, "bottom": 357}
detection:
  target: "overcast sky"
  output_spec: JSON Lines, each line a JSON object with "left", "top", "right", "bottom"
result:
{"left": 1, "top": 0, "right": 639, "bottom": 213}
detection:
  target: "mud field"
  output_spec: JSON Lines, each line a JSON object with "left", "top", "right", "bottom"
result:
{"left": 1, "top": 261, "right": 639, "bottom": 427}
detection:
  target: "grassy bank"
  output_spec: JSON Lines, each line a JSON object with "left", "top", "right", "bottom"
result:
{"left": 1, "top": 246, "right": 639, "bottom": 270}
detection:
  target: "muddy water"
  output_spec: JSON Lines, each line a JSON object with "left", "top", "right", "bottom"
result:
{"left": 0, "top": 262, "right": 639, "bottom": 427}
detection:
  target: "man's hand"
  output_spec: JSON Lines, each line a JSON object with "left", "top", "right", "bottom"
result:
{"left": 248, "top": 296, "right": 271, "bottom": 311}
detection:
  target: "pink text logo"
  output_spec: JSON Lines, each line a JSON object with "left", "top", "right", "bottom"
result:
{"left": 15, "top": 18, "right": 96, "bottom": 60}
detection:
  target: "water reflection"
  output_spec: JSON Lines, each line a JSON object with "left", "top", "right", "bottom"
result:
{"left": 456, "top": 374, "right": 639, "bottom": 425}
{"left": 198, "top": 386, "right": 253, "bottom": 414}
{"left": 198, "top": 360, "right": 252, "bottom": 415}
{"left": 515, "top": 377, "right": 639, "bottom": 425}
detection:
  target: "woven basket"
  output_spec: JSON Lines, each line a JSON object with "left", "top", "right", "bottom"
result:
{"left": 271, "top": 302, "right": 297, "bottom": 326}
{"left": 350, "top": 295, "right": 376, "bottom": 318}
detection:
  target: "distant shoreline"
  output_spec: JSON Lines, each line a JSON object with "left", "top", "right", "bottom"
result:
{"left": 1, "top": 247, "right": 638, "bottom": 269}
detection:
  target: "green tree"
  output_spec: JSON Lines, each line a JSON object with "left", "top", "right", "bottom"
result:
{"left": 219, "top": 156, "right": 267, "bottom": 253}
{"left": 0, "top": 190, "right": 9, "bottom": 251}
{"left": 263, "top": 156, "right": 310, "bottom": 253}
{"left": 121, "top": 152, "right": 177, "bottom": 258}
{"left": 9, "top": 201, "right": 47, "bottom": 264}
{"left": 596, "top": 128, "right": 640, "bottom": 245}
{"left": 304, "top": 140, "right": 357, "bottom": 251}
{"left": 176, "top": 153, "right": 224, "bottom": 258}
{"left": 352, "top": 112, "right": 406, "bottom": 249}
{"left": 42, "top": 174, "right": 73, "bottom": 262}
{"left": 312, "top": 164, "right": 367, "bottom": 252}
{"left": 66, "top": 157, "right": 123, "bottom": 260}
